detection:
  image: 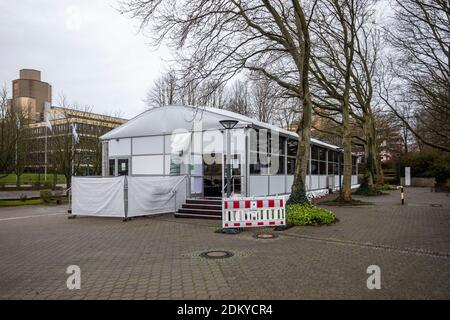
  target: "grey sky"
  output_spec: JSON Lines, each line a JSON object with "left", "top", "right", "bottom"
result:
{"left": 0, "top": 0, "right": 170, "bottom": 119}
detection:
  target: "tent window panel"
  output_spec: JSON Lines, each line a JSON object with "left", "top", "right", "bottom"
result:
{"left": 270, "top": 155, "right": 285, "bottom": 175}
{"left": 318, "top": 147, "right": 327, "bottom": 161}
{"left": 287, "top": 157, "right": 295, "bottom": 175}
{"left": 319, "top": 161, "right": 327, "bottom": 175}
{"left": 311, "top": 160, "right": 319, "bottom": 175}
{"left": 287, "top": 139, "right": 298, "bottom": 157}
{"left": 311, "top": 145, "right": 319, "bottom": 160}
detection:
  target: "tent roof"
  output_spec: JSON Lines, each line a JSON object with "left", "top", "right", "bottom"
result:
{"left": 100, "top": 105, "right": 341, "bottom": 150}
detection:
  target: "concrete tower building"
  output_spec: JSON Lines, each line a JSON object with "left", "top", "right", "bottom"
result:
{"left": 10, "top": 69, "right": 52, "bottom": 122}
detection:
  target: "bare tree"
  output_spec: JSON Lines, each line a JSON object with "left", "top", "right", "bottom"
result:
{"left": 0, "top": 86, "right": 15, "bottom": 178}
{"left": 49, "top": 96, "right": 95, "bottom": 188}
{"left": 225, "top": 80, "right": 251, "bottom": 116}
{"left": 144, "top": 69, "right": 179, "bottom": 108}
{"left": 250, "top": 77, "right": 280, "bottom": 122}
{"left": 309, "top": 0, "right": 362, "bottom": 201}
{"left": 380, "top": 0, "right": 450, "bottom": 152}
{"left": 121, "top": 0, "right": 317, "bottom": 203}
{"left": 0, "top": 86, "right": 28, "bottom": 182}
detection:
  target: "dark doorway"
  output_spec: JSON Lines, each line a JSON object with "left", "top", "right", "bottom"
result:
{"left": 203, "top": 155, "right": 222, "bottom": 197}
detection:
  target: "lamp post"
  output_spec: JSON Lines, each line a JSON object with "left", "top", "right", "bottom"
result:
{"left": 219, "top": 119, "right": 239, "bottom": 198}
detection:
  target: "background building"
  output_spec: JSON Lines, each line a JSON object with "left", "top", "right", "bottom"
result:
{"left": 7, "top": 69, "right": 127, "bottom": 182}
{"left": 8, "top": 69, "right": 52, "bottom": 122}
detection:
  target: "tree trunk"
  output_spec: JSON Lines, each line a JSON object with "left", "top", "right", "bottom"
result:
{"left": 360, "top": 109, "right": 377, "bottom": 191}
{"left": 374, "top": 142, "right": 384, "bottom": 184}
{"left": 341, "top": 98, "right": 353, "bottom": 201}
{"left": 288, "top": 94, "right": 312, "bottom": 204}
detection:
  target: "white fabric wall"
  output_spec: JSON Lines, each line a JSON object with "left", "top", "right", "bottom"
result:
{"left": 109, "top": 139, "right": 131, "bottom": 156}
{"left": 127, "top": 176, "right": 187, "bottom": 217}
{"left": 72, "top": 176, "right": 125, "bottom": 217}
{"left": 249, "top": 175, "right": 269, "bottom": 196}
{"left": 310, "top": 175, "right": 319, "bottom": 190}
{"left": 132, "top": 136, "right": 164, "bottom": 155}
{"left": 319, "top": 176, "right": 327, "bottom": 189}
{"left": 351, "top": 175, "right": 358, "bottom": 185}
{"left": 269, "top": 176, "right": 285, "bottom": 195}
{"left": 132, "top": 155, "right": 164, "bottom": 175}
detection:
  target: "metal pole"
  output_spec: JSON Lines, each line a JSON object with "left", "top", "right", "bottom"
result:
{"left": 71, "top": 134, "right": 74, "bottom": 177}
{"left": 226, "top": 128, "right": 232, "bottom": 198}
{"left": 45, "top": 126, "right": 48, "bottom": 181}
{"left": 401, "top": 186, "right": 404, "bottom": 205}
{"left": 338, "top": 153, "right": 342, "bottom": 194}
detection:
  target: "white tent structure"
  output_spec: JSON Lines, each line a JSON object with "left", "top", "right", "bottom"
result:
{"left": 99, "top": 105, "right": 358, "bottom": 199}
{"left": 71, "top": 105, "right": 359, "bottom": 218}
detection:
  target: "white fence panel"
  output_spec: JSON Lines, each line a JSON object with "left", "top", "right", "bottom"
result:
{"left": 72, "top": 176, "right": 125, "bottom": 217}
{"left": 222, "top": 196, "right": 286, "bottom": 228}
{"left": 127, "top": 176, "right": 187, "bottom": 217}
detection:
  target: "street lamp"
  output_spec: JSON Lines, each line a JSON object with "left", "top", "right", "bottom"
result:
{"left": 219, "top": 119, "right": 239, "bottom": 198}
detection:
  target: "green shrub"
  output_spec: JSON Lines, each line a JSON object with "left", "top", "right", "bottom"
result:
{"left": 399, "top": 149, "right": 450, "bottom": 183}
{"left": 43, "top": 181, "right": 54, "bottom": 190}
{"left": 40, "top": 189, "right": 53, "bottom": 203}
{"left": 374, "top": 183, "right": 392, "bottom": 191}
{"left": 286, "top": 204, "right": 336, "bottom": 226}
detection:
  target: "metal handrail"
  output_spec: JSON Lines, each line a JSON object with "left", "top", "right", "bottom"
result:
{"left": 171, "top": 175, "right": 188, "bottom": 213}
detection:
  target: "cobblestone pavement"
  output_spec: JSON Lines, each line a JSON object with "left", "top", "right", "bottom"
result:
{"left": 0, "top": 187, "right": 449, "bottom": 299}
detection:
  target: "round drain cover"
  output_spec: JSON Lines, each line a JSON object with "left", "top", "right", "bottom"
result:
{"left": 254, "top": 233, "right": 277, "bottom": 239}
{"left": 200, "top": 250, "right": 234, "bottom": 259}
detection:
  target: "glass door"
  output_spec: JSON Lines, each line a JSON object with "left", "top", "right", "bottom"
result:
{"left": 203, "top": 153, "right": 222, "bottom": 197}
{"left": 223, "top": 153, "right": 242, "bottom": 196}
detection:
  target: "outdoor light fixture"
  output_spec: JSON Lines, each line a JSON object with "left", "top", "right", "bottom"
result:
{"left": 220, "top": 119, "right": 239, "bottom": 197}
{"left": 219, "top": 119, "right": 239, "bottom": 130}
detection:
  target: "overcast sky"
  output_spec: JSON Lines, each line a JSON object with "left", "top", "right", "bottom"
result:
{"left": 0, "top": 0, "right": 171, "bottom": 119}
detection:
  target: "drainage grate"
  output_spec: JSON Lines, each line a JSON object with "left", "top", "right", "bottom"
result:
{"left": 254, "top": 233, "right": 278, "bottom": 240}
{"left": 200, "top": 250, "right": 234, "bottom": 259}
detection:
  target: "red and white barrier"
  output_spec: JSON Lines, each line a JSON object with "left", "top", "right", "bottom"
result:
{"left": 222, "top": 196, "right": 286, "bottom": 229}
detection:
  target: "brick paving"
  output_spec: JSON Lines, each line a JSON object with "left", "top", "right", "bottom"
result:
{"left": 0, "top": 187, "right": 449, "bottom": 299}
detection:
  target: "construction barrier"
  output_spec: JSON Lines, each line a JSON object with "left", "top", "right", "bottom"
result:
{"left": 222, "top": 196, "right": 286, "bottom": 228}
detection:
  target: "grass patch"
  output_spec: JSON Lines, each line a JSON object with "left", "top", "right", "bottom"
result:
{"left": 355, "top": 183, "right": 393, "bottom": 196}
{"left": 319, "top": 198, "right": 372, "bottom": 206}
{"left": 0, "top": 173, "right": 66, "bottom": 185}
{"left": 286, "top": 203, "right": 337, "bottom": 226}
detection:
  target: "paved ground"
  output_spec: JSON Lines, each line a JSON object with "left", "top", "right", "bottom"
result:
{"left": 0, "top": 187, "right": 449, "bottom": 299}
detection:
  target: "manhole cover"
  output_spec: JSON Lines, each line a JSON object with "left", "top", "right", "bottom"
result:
{"left": 254, "top": 233, "right": 278, "bottom": 239}
{"left": 200, "top": 250, "right": 234, "bottom": 259}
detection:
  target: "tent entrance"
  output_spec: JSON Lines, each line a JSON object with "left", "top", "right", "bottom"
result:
{"left": 203, "top": 154, "right": 222, "bottom": 197}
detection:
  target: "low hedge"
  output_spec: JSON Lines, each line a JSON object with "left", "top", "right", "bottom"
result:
{"left": 286, "top": 204, "right": 336, "bottom": 226}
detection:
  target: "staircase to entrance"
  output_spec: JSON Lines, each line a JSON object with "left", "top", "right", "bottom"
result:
{"left": 175, "top": 198, "right": 222, "bottom": 219}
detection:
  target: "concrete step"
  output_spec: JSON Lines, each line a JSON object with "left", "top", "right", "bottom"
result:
{"left": 174, "top": 213, "right": 221, "bottom": 220}
{"left": 177, "top": 208, "right": 222, "bottom": 216}
{"left": 182, "top": 203, "right": 222, "bottom": 210}
{"left": 185, "top": 198, "right": 222, "bottom": 206}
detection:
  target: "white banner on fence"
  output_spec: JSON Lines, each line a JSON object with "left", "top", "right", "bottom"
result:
{"left": 72, "top": 176, "right": 125, "bottom": 217}
{"left": 127, "top": 176, "right": 187, "bottom": 217}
